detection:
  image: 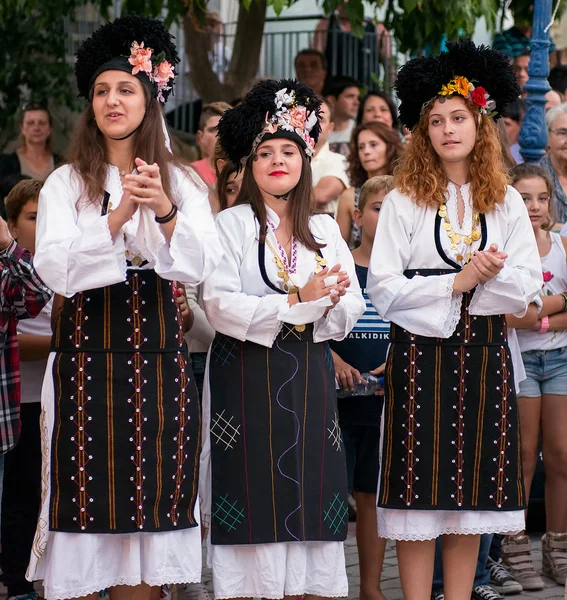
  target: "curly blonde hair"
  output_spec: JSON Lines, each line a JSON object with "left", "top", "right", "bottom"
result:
{"left": 395, "top": 97, "right": 509, "bottom": 213}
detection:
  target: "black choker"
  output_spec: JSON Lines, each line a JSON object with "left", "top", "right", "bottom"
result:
{"left": 108, "top": 127, "right": 139, "bottom": 141}
{"left": 272, "top": 192, "right": 291, "bottom": 201}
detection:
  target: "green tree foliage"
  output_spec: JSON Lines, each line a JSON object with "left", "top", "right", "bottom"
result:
{"left": 383, "top": 0, "right": 500, "bottom": 54}
{"left": 0, "top": 1, "right": 79, "bottom": 149}
{"left": 1, "top": 0, "right": 557, "bottom": 147}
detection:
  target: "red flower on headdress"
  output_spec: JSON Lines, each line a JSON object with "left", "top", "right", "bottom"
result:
{"left": 471, "top": 86, "right": 487, "bottom": 107}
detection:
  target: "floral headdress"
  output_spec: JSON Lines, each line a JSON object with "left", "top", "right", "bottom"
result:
{"left": 217, "top": 79, "right": 322, "bottom": 170}
{"left": 128, "top": 41, "right": 176, "bottom": 103}
{"left": 394, "top": 39, "right": 521, "bottom": 130}
{"left": 251, "top": 88, "right": 319, "bottom": 159}
{"left": 75, "top": 15, "right": 179, "bottom": 103}
{"left": 437, "top": 75, "right": 496, "bottom": 117}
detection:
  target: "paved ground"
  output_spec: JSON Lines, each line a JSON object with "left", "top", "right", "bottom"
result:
{"left": 201, "top": 524, "right": 564, "bottom": 600}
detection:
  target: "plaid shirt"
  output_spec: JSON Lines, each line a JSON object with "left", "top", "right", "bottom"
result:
{"left": 0, "top": 240, "right": 52, "bottom": 454}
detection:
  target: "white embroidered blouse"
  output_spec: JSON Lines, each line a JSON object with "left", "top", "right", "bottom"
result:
{"left": 202, "top": 203, "right": 365, "bottom": 348}
{"left": 34, "top": 164, "right": 222, "bottom": 296}
{"left": 367, "top": 182, "right": 542, "bottom": 339}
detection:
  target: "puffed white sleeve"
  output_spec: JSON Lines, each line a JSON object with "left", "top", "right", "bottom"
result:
{"left": 313, "top": 219, "right": 365, "bottom": 342}
{"left": 202, "top": 211, "right": 291, "bottom": 347}
{"left": 154, "top": 171, "right": 223, "bottom": 284}
{"left": 367, "top": 191, "right": 463, "bottom": 338}
{"left": 468, "top": 187, "right": 542, "bottom": 316}
{"left": 34, "top": 166, "right": 126, "bottom": 297}
{"left": 184, "top": 283, "right": 215, "bottom": 348}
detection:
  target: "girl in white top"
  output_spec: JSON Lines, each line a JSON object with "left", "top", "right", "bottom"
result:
{"left": 367, "top": 40, "right": 542, "bottom": 600}
{"left": 26, "top": 16, "right": 222, "bottom": 600}
{"left": 501, "top": 164, "right": 567, "bottom": 587}
{"left": 201, "top": 78, "right": 365, "bottom": 600}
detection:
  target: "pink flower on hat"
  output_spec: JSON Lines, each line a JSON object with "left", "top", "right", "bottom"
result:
{"left": 302, "top": 130, "right": 315, "bottom": 153}
{"left": 289, "top": 106, "right": 307, "bottom": 129}
{"left": 153, "top": 60, "right": 175, "bottom": 86}
{"left": 129, "top": 41, "right": 153, "bottom": 75}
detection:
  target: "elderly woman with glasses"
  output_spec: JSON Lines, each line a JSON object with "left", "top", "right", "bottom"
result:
{"left": 542, "top": 103, "right": 567, "bottom": 226}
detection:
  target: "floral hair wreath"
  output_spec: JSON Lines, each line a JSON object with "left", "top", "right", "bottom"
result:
{"left": 129, "top": 41, "right": 176, "bottom": 103}
{"left": 434, "top": 75, "right": 497, "bottom": 117}
{"left": 249, "top": 87, "right": 319, "bottom": 161}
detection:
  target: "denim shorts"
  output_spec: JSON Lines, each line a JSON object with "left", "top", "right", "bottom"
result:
{"left": 518, "top": 347, "right": 567, "bottom": 397}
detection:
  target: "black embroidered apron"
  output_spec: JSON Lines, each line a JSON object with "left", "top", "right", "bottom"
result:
{"left": 49, "top": 269, "right": 201, "bottom": 533}
{"left": 378, "top": 212, "right": 525, "bottom": 512}
{"left": 208, "top": 239, "right": 348, "bottom": 545}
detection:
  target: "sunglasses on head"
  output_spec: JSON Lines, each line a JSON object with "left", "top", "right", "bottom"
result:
{"left": 21, "top": 101, "right": 48, "bottom": 112}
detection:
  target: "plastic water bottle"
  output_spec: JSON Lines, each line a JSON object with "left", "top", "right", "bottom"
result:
{"left": 337, "top": 374, "right": 382, "bottom": 398}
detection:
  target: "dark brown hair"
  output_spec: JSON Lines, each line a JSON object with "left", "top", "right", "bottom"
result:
{"left": 356, "top": 91, "right": 399, "bottom": 129}
{"left": 217, "top": 161, "right": 239, "bottom": 211}
{"left": 67, "top": 89, "right": 198, "bottom": 206}
{"left": 347, "top": 121, "right": 404, "bottom": 188}
{"left": 5, "top": 179, "right": 42, "bottom": 222}
{"left": 510, "top": 163, "right": 556, "bottom": 231}
{"left": 294, "top": 48, "right": 328, "bottom": 71}
{"left": 235, "top": 149, "right": 325, "bottom": 252}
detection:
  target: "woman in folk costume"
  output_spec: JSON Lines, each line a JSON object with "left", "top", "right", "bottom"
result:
{"left": 367, "top": 40, "right": 542, "bottom": 600}
{"left": 199, "top": 79, "right": 365, "bottom": 599}
{"left": 26, "top": 15, "right": 222, "bottom": 600}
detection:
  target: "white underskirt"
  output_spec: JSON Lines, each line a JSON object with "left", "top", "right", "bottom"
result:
{"left": 29, "top": 527, "right": 203, "bottom": 600}
{"left": 377, "top": 507, "right": 525, "bottom": 541}
{"left": 207, "top": 539, "right": 348, "bottom": 599}
{"left": 27, "top": 354, "right": 203, "bottom": 600}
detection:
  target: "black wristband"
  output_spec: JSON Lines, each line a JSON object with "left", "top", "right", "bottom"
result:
{"left": 154, "top": 203, "right": 178, "bottom": 224}
{"left": 297, "top": 289, "right": 303, "bottom": 303}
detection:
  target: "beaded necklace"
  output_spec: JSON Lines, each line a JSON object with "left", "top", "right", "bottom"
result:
{"left": 267, "top": 217, "right": 298, "bottom": 274}
{"left": 264, "top": 224, "right": 327, "bottom": 333}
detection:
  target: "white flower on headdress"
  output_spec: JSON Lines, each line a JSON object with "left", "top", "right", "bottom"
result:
{"left": 305, "top": 109, "right": 318, "bottom": 133}
{"left": 277, "top": 108, "right": 294, "bottom": 132}
{"left": 275, "top": 88, "right": 294, "bottom": 109}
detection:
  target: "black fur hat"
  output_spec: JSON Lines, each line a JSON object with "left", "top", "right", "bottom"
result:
{"left": 217, "top": 79, "right": 322, "bottom": 167}
{"left": 75, "top": 15, "right": 179, "bottom": 102}
{"left": 395, "top": 39, "right": 521, "bottom": 130}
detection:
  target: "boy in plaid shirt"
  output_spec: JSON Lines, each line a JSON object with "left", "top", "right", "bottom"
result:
{"left": 0, "top": 212, "right": 52, "bottom": 514}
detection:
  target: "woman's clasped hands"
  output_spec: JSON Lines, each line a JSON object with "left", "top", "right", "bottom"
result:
{"left": 109, "top": 157, "right": 174, "bottom": 237}
{"left": 289, "top": 263, "right": 351, "bottom": 312}
{"left": 453, "top": 243, "right": 507, "bottom": 293}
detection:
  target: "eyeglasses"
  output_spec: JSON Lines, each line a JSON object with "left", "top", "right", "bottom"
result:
{"left": 550, "top": 128, "right": 567, "bottom": 138}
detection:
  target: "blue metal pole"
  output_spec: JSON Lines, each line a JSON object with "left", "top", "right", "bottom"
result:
{"left": 519, "top": 0, "right": 552, "bottom": 164}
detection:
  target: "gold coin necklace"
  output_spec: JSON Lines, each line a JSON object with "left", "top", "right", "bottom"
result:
{"left": 265, "top": 218, "right": 327, "bottom": 333}
{"left": 438, "top": 201, "right": 481, "bottom": 265}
